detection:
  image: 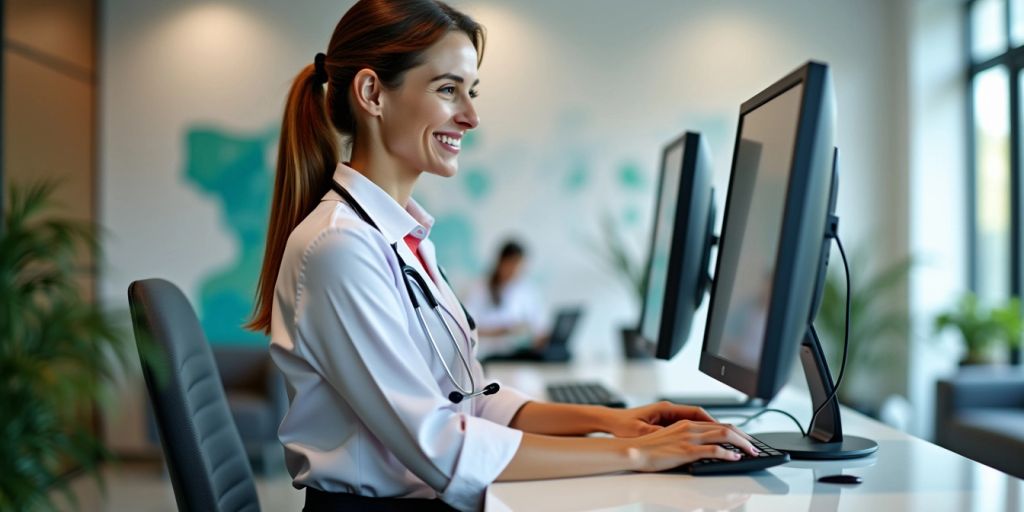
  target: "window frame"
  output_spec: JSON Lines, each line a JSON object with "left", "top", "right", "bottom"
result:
{"left": 966, "top": 0, "right": 1023, "bottom": 297}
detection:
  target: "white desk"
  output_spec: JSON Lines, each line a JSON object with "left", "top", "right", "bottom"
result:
{"left": 484, "top": 360, "right": 1023, "bottom": 512}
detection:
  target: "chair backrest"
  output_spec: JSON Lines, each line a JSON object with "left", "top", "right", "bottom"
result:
{"left": 128, "top": 278, "right": 260, "bottom": 512}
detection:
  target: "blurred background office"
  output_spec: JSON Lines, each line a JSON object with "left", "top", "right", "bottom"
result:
{"left": 462, "top": 239, "right": 551, "bottom": 360}
{"left": 5, "top": 0, "right": 1018, "bottom": 508}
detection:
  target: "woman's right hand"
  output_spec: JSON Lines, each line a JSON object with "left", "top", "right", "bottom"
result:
{"left": 624, "top": 420, "right": 759, "bottom": 472}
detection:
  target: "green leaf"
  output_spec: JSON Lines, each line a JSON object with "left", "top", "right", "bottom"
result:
{"left": 0, "top": 181, "right": 135, "bottom": 510}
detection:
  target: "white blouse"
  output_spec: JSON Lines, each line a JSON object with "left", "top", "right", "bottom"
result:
{"left": 269, "top": 163, "right": 531, "bottom": 511}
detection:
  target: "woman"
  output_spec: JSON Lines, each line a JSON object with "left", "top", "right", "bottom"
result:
{"left": 248, "top": 1, "right": 757, "bottom": 510}
{"left": 463, "top": 240, "right": 549, "bottom": 359}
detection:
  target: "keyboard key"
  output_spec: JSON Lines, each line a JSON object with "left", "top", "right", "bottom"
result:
{"left": 675, "top": 435, "right": 789, "bottom": 475}
{"left": 546, "top": 382, "right": 627, "bottom": 408}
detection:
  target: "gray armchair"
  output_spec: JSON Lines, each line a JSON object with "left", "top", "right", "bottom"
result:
{"left": 143, "top": 344, "right": 287, "bottom": 474}
{"left": 935, "top": 369, "right": 1024, "bottom": 479}
{"left": 213, "top": 346, "right": 288, "bottom": 473}
{"left": 130, "top": 278, "right": 262, "bottom": 511}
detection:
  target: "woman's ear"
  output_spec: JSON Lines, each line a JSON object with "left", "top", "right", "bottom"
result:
{"left": 351, "top": 68, "right": 383, "bottom": 117}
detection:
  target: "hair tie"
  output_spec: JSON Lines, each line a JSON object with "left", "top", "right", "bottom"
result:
{"left": 313, "top": 52, "right": 328, "bottom": 85}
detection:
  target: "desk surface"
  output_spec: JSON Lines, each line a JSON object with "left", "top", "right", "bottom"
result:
{"left": 484, "top": 360, "right": 1023, "bottom": 512}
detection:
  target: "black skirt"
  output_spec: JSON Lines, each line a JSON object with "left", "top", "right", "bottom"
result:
{"left": 303, "top": 487, "right": 458, "bottom": 512}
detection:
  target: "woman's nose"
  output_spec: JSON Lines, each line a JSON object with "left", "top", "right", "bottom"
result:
{"left": 455, "top": 101, "right": 479, "bottom": 129}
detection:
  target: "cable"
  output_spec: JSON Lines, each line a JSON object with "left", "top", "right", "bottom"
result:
{"left": 716, "top": 408, "right": 807, "bottom": 437}
{"left": 718, "top": 236, "right": 851, "bottom": 440}
{"left": 807, "top": 234, "right": 852, "bottom": 432}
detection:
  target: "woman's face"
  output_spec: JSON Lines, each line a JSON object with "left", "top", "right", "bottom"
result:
{"left": 497, "top": 255, "right": 524, "bottom": 284}
{"left": 379, "top": 31, "right": 480, "bottom": 178}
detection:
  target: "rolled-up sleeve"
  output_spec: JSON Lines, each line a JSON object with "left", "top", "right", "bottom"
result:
{"left": 471, "top": 358, "right": 533, "bottom": 426}
{"left": 294, "top": 225, "right": 522, "bottom": 511}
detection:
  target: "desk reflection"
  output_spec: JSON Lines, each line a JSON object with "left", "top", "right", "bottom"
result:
{"left": 786, "top": 457, "right": 877, "bottom": 512}
{"left": 487, "top": 470, "right": 789, "bottom": 512}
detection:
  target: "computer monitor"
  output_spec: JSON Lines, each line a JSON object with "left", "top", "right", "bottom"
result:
{"left": 638, "top": 132, "right": 716, "bottom": 361}
{"left": 699, "top": 61, "right": 877, "bottom": 459}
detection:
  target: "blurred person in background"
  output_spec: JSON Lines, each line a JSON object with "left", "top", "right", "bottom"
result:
{"left": 463, "top": 240, "right": 549, "bottom": 360}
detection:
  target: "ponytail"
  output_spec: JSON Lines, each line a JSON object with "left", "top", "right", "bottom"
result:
{"left": 247, "top": 0, "right": 487, "bottom": 335}
{"left": 247, "top": 65, "right": 337, "bottom": 334}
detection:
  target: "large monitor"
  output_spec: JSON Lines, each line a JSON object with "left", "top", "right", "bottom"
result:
{"left": 638, "top": 132, "right": 716, "bottom": 361}
{"left": 699, "top": 61, "right": 877, "bottom": 459}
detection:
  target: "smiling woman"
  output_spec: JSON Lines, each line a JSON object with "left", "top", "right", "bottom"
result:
{"left": 246, "top": 1, "right": 758, "bottom": 511}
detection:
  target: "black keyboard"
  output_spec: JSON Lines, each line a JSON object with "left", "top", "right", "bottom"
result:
{"left": 546, "top": 381, "right": 627, "bottom": 408}
{"left": 676, "top": 435, "right": 789, "bottom": 475}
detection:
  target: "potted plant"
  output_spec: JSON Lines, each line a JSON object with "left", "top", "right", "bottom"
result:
{"left": 0, "top": 182, "right": 135, "bottom": 510}
{"left": 990, "top": 298, "right": 1023, "bottom": 365}
{"left": 934, "top": 292, "right": 1017, "bottom": 366}
{"left": 591, "top": 211, "right": 651, "bottom": 359}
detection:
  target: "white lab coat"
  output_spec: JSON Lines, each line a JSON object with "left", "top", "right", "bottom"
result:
{"left": 269, "top": 163, "right": 531, "bottom": 511}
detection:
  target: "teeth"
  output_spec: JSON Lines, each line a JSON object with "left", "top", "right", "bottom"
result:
{"left": 435, "top": 134, "right": 461, "bottom": 148}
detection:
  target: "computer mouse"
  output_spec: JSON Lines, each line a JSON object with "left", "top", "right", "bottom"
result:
{"left": 817, "top": 474, "right": 862, "bottom": 484}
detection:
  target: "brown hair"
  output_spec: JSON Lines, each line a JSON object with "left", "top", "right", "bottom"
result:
{"left": 489, "top": 240, "right": 525, "bottom": 306}
{"left": 247, "top": 0, "right": 486, "bottom": 334}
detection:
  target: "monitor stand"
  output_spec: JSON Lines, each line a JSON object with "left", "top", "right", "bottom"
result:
{"left": 754, "top": 326, "right": 878, "bottom": 459}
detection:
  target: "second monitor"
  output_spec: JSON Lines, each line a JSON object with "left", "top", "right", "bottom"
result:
{"left": 638, "top": 131, "right": 716, "bottom": 361}
{"left": 637, "top": 131, "right": 756, "bottom": 408}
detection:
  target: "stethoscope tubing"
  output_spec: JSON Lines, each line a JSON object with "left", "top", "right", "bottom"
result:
{"left": 329, "top": 180, "right": 497, "bottom": 403}
{"left": 408, "top": 281, "right": 477, "bottom": 397}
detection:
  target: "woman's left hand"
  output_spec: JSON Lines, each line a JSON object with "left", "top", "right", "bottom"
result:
{"left": 603, "top": 401, "right": 718, "bottom": 438}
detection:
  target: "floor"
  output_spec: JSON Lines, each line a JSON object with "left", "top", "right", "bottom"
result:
{"left": 55, "top": 460, "right": 305, "bottom": 511}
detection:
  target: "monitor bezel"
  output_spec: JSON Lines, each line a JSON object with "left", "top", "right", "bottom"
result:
{"left": 698, "top": 62, "right": 834, "bottom": 399}
{"left": 639, "top": 131, "right": 713, "bottom": 360}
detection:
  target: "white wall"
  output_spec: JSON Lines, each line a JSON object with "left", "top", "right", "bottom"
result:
{"left": 101, "top": 0, "right": 911, "bottom": 451}
{"left": 907, "top": 0, "right": 968, "bottom": 439}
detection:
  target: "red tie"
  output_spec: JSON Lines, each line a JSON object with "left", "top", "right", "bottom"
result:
{"left": 404, "top": 233, "right": 430, "bottom": 277}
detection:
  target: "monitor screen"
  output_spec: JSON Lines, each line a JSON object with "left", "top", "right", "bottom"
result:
{"left": 699, "top": 62, "right": 835, "bottom": 401}
{"left": 640, "top": 142, "right": 684, "bottom": 345}
{"left": 704, "top": 84, "right": 804, "bottom": 370}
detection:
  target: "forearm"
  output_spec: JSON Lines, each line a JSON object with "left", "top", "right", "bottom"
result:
{"left": 508, "top": 400, "right": 612, "bottom": 436}
{"left": 496, "top": 432, "right": 634, "bottom": 481}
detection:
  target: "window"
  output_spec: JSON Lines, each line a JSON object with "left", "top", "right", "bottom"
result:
{"left": 967, "top": 0, "right": 1022, "bottom": 304}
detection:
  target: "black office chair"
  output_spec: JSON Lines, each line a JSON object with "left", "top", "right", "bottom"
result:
{"left": 129, "top": 278, "right": 261, "bottom": 512}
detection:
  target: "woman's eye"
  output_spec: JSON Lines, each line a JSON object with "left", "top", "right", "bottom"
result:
{"left": 469, "top": 90, "right": 479, "bottom": 99}
{"left": 439, "top": 86, "right": 456, "bottom": 95}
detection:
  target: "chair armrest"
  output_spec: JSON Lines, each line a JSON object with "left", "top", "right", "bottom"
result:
{"left": 935, "top": 371, "right": 1024, "bottom": 448}
{"left": 937, "top": 371, "right": 1024, "bottom": 412}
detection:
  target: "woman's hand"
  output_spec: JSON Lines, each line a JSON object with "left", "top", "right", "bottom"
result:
{"left": 603, "top": 401, "right": 718, "bottom": 438}
{"left": 625, "top": 419, "right": 759, "bottom": 472}
{"left": 500, "top": 403, "right": 759, "bottom": 481}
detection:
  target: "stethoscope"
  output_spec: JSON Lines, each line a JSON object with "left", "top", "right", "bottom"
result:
{"left": 330, "top": 181, "right": 500, "bottom": 404}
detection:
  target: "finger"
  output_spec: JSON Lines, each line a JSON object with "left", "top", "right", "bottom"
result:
{"left": 700, "top": 426, "right": 758, "bottom": 455}
{"left": 724, "top": 423, "right": 755, "bottom": 442}
{"left": 638, "top": 422, "right": 661, "bottom": 435}
{"left": 698, "top": 443, "right": 742, "bottom": 461}
{"left": 670, "top": 419, "right": 725, "bottom": 432}
{"left": 685, "top": 406, "right": 715, "bottom": 422}
{"left": 651, "top": 402, "right": 716, "bottom": 424}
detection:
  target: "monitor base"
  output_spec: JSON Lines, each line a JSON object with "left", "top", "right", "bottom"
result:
{"left": 753, "top": 432, "right": 878, "bottom": 460}
{"left": 660, "top": 395, "right": 763, "bottom": 409}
